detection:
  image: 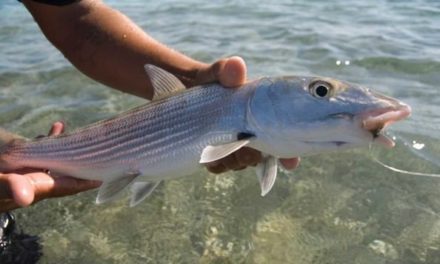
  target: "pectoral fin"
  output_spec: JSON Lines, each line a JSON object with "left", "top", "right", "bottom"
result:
{"left": 96, "top": 172, "right": 139, "bottom": 204}
{"left": 199, "top": 139, "right": 251, "bottom": 164}
{"left": 256, "top": 155, "right": 278, "bottom": 196}
{"left": 144, "top": 64, "right": 186, "bottom": 100}
{"left": 129, "top": 181, "right": 162, "bottom": 207}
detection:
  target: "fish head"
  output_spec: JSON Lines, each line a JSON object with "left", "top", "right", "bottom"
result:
{"left": 246, "top": 76, "right": 411, "bottom": 157}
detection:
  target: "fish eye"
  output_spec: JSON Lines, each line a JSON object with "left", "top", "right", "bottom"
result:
{"left": 309, "top": 81, "right": 333, "bottom": 98}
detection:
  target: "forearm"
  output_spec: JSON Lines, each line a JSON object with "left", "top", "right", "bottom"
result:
{"left": 23, "top": 0, "right": 207, "bottom": 99}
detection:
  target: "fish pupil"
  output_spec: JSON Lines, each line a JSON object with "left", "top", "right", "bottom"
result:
{"left": 316, "top": 85, "right": 328, "bottom": 97}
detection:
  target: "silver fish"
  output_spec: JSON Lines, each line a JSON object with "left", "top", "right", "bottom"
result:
{"left": 0, "top": 65, "right": 411, "bottom": 206}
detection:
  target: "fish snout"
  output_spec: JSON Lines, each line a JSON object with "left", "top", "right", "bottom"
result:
{"left": 361, "top": 90, "right": 411, "bottom": 133}
{"left": 358, "top": 103, "right": 411, "bottom": 148}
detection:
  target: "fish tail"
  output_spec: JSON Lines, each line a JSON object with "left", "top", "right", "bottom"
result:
{"left": 0, "top": 128, "right": 26, "bottom": 171}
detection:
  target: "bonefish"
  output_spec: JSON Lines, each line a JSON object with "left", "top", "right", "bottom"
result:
{"left": 0, "top": 65, "right": 411, "bottom": 206}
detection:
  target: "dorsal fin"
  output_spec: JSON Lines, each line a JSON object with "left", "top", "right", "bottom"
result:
{"left": 144, "top": 64, "right": 186, "bottom": 100}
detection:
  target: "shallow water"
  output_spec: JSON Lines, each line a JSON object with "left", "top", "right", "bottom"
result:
{"left": 1, "top": 0, "right": 440, "bottom": 263}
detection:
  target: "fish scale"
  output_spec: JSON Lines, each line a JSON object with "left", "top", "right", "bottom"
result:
{"left": 0, "top": 65, "right": 411, "bottom": 206}
{"left": 4, "top": 83, "right": 247, "bottom": 172}
{"left": 28, "top": 83, "right": 229, "bottom": 156}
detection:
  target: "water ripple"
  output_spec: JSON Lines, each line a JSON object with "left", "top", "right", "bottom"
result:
{"left": 2, "top": 0, "right": 440, "bottom": 263}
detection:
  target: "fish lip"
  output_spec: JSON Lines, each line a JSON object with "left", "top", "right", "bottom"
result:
{"left": 360, "top": 104, "right": 411, "bottom": 131}
{"left": 358, "top": 104, "right": 412, "bottom": 147}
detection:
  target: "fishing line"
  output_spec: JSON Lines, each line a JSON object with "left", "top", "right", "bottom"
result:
{"left": 368, "top": 131, "right": 440, "bottom": 178}
{"left": 371, "top": 155, "right": 440, "bottom": 178}
{"left": 393, "top": 133, "right": 440, "bottom": 168}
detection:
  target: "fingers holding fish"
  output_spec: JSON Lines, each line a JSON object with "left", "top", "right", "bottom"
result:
{"left": 33, "top": 121, "right": 101, "bottom": 201}
{"left": 204, "top": 146, "right": 301, "bottom": 174}
{"left": 0, "top": 171, "right": 101, "bottom": 213}
{"left": 206, "top": 154, "right": 242, "bottom": 173}
{"left": 204, "top": 148, "right": 301, "bottom": 174}
{"left": 0, "top": 121, "right": 102, "bottom": 213}
{"left": 206, "top": 163, "right": 227, "bottom": 174}
{"left": 194, "top": 56, "right": 247, "bottom": 88}
{"left": 279, "top": 157, "right": 301, "bottom": 171}
{"left": 234, "top": 147, "right": 262, "bottom": 167}
{"left": 47, "top": 121, "right": 65, "bottom": 136}
{"left": 205, "top": 147, "right": 262, "bottom": 174}
{"left": 33, "top": 175, "right": 101, "bottom": 201}
{"left": 0, "top": 173, "right": 34, "bottom": 207}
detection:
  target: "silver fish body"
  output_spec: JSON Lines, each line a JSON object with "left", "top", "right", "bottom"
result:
{"left": 2, "top": 83, "right": 248, "bottom": 179}
{"left": 0, "top": 66, "right": 411, "bottom": 206}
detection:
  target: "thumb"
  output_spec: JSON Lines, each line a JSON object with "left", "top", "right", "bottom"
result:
{"left": 196, "top": 56, "right": 247, "bottom": 88}
{"left": 5, "top": 174, "right": 35, "bottom": 207}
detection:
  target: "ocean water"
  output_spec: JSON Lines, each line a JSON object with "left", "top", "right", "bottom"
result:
{"left": 1, "top": 0, "right": 440, "bottom": 263}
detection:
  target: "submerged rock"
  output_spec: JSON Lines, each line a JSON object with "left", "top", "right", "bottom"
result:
{"left": 0, "top": 212, "right": 42, "bottom": 264}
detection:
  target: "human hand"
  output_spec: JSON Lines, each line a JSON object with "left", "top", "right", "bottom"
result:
{"left": 0, "top": 122, "right": 101, "bottom": 213}
{"left": 193, "top": 56, "right": 301, "bottom": 173}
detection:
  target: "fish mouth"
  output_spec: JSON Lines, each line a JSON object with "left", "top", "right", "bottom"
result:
{"left": 359, "top": 104, "right": 412, "bottom": 148}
